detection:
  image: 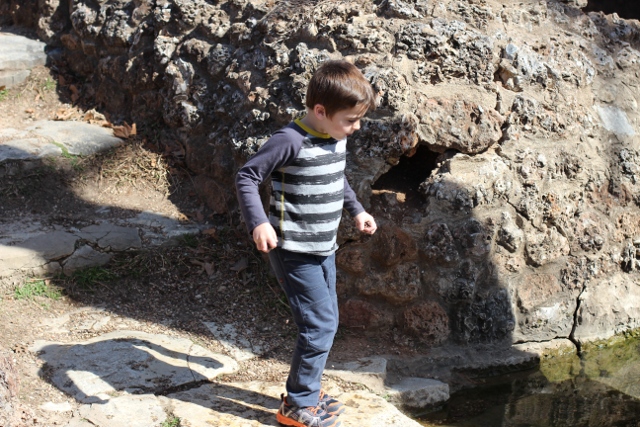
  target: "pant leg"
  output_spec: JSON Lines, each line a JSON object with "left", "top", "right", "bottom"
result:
{"left": 268, "top": 248, "right": 338, "bottom": 408}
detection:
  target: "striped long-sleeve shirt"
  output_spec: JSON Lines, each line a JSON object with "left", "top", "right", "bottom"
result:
{"left": 235, "top": 119, "right": 364, "bottom": 256}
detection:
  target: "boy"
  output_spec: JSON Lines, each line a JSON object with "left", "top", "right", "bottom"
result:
{"left": 235, "top": 60, "right": 377, "bottom": 427}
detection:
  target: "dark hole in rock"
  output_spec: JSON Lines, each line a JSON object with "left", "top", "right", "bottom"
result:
{"left": 371, "top": 145, "right": 439, "bottom": 209}
{"left": 583, "top": 0, "right": 640, "bottom": 20}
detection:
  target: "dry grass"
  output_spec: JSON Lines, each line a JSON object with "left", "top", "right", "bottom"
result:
{"left": 88, "top": 138, "right": 174, "bottom": 197}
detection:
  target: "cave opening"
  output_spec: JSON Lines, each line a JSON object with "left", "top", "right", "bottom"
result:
{"left": 371, "top": 145, "right": 440, "bottom": 208}
{"left": 583, "top": 0, "right": 640, "bottom": 20}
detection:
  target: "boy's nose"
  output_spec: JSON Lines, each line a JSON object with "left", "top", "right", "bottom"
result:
{"left": 353, "top": 120, "right": 360, "bottom": 130}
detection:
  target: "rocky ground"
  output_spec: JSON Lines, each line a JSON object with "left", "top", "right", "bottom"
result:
{"left": 0, "top": 42, "right": 430, "bottom": 427}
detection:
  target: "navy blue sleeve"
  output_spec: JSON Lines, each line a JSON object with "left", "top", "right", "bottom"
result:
{"left": 344, "top": 176, "right": 365, "bottom": 218}
{"left": 235, "top": 127, "right": 303, "bottom": 234}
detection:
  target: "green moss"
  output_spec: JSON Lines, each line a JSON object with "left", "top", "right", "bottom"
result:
{"left": 581, "top": 334, "right": 640, "bottom": 380}
{"left": 539, "top": 347, "right": 581, "bottom": 384}
{"left": 539, "top": 331, "right": 640, "bottom": 383}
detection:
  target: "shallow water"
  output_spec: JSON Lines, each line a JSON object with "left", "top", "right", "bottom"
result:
{"left": 418, "top": 337, "right": 640, "bottom": 427}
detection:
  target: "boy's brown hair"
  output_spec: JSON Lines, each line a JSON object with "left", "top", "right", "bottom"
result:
{"left": 305, "top": 60, "right": 376, "bottom": 117}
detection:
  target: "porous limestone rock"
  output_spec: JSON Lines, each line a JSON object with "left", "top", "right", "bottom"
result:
{"left": 4, "top": 0, "right": 640, "bottom": 351}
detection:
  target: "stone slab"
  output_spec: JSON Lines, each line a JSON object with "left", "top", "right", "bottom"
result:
{"left": 30, "top": 330, "right": 238, "bottom": 403}
{"left": 78, "top": 394, "right": 166, "bottom": 427}
{"left": 0, "top": 33, "right": 47, "bottom": 87}
{"left": 15, "top": 230, "right": 77, "bottom": 260}
{"left": 0, "top": 33, "right": 46, "bottom": 87}
{"left": 62, "top": 245, "right": 112, "bottom": 273}
{"left": 325, "top": 356, "right": 388, "bottom": 393}
{"left": 386, "top": 377, "right": 450, "bottom": 411}
{"left": 165, "top": 381, "right": 423, "bottom": 427}
{"left": 0, "top": 127, "right": 63, "bottom": 162}
{"left": 77, "top": 224, "right": 142, "bottom": 251}
{"left": 0, "top": 51, "right": 47, "bottom": 70}
{"left": 0, "top": 231, "right": 77, "bottom": 276}
{"left": 27, "top": 120, "right": 123, "bottom": 156}
{"left": 0, "top": 69, "right": 31, "bottom": 88}
{"left": 0, "top": 137, "right": 62, "bottom": 162}
{"left": 0, "top": 33, "right": 47, "bottom": 54}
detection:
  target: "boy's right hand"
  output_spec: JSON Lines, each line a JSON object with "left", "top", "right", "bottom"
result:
{"left": 252, "top": 223, "right": 278, "bottom": 253}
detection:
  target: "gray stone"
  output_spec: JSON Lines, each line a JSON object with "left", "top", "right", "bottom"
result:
{"left": 0, "top": 69, "right": 32, "bottom": 88}
{"left": 0, "top": 51, "right": 47, "bottom": 71}
{"left": 0, "top": 34, "right": 46, "bottom": 54}
{"left": 596, "top": 105, "right": 636, "bottom": 136}
{"left": 26, "top": 121, "right": 123, "bottom": 156}
{"left": 325, "top": 357, "right": 388, "bottom": 393}
{"left": 18, "top": 230, "right": 77, "bottom": 260}
{"left": 30, "top": 331, "right": 238, "bottom": 403}
{"left": 78, "top": 224, "right": 142, "bottom": 251}
{"left": 0, "top": 231, "right": 77, "bottom": 276}
{"left": 0, "top": 33, "right": 46, "bottom": 88}
{"left": 78, "top": 395, "right": 166, "bottom": 427}
{"left": 386, "top": 377, "right": 450, "bottom": 410}
{"left": 63, "top": 245, "right": 112, "bottom": 273}
{"left": 0, "top": 134, "right": 62, "bottom": 163}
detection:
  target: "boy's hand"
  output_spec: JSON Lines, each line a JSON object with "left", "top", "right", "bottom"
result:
{"left": 354, "top": 212, "right": 377, "bottom": 235}
{"left": 252, "top": 222, "right": 278, "bottom": 253}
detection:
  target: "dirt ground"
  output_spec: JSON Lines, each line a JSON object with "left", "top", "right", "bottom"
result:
{"left": 0, "top": 65, "right": 414, "bottom": 426}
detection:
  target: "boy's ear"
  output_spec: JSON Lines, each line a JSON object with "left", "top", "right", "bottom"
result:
{"left": 312, "top": 104, "right": 327, "bottom": 119}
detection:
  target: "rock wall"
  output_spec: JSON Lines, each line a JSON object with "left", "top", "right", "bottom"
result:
{"left": 2, "top": 0, "right": 640, "bottom": 349}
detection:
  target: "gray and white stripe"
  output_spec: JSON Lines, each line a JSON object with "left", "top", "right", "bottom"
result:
{"left": 270, "top": 135, "right": 347, "bottom": 256}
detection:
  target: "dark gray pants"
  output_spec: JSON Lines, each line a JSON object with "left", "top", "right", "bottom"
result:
{"left": 268, "top": 247, "right": 338, "bottom": 408}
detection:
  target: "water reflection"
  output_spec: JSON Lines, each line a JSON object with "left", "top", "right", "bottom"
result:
{"left": 420, "top": 337, "right": 640, "bottom": 427}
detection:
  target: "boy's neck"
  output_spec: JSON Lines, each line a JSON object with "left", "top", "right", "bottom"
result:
{"left": 299, "top": 110, "right": 328, "bottom": 136}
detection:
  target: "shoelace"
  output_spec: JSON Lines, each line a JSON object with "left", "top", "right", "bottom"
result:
{"left": 305, "top": 406, "right": 322, "bottom": 415}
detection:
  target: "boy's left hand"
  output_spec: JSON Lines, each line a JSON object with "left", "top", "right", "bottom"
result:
{"left": 354, "top": 212, "right": 377, "bottom": 235}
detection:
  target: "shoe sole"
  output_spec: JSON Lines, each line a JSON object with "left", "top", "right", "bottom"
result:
{"left": 276, "top": 412, "right": 341, "bottom": 427}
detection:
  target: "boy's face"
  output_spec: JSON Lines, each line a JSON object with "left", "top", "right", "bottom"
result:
{"left": 320, "top": 105, "right": 367, "bottom": 141}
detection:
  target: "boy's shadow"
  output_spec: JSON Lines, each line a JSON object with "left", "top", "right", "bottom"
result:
{"left": 34, "top": 335, "right": 281, "bottom": 425}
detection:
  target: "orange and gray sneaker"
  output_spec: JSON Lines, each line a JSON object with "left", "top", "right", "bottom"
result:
{"left": 318, "top": 390, "right": 345, "bottom": 416}
{"left": 276, "top": 394, "right": 341, "bottom": 427}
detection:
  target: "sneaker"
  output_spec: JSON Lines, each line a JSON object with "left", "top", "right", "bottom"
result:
{"left": 318, "top": 390, "right": 345, "bottom": 416}
{"left": 277, "top": 394, "right": 341, "bottom": 427}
